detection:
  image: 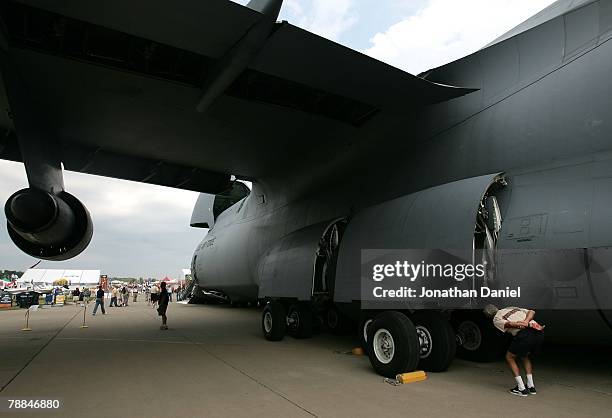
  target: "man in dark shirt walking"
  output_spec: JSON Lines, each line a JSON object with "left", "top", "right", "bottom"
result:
{"left": 92, "top": 285, "right": 106, "bottom": 316}
{"left": 157, "top": 282, "right": 169, "bottom": 330}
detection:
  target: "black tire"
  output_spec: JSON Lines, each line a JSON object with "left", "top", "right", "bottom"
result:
{"left": 366, "top": 311, "right": 420, "bottom": 378}
{"left": 262, "top": 300, "right": 286, "bottom": 341}
{"left": 412, "top": 311, "right": 456, "bottom": 372}
{"left": 326, "top": 305, "right": 353, "bottom": 335}
{"left": 452, "top": 311, "right": 509, "bottom": 362}
{"left": 358, "top": 311, "right": 376, "bottom": 350}
{"left": 287, "top": 303, "right": 313, "bottom": 339}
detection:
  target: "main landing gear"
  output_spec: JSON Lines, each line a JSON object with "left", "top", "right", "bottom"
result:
{"left": 362, "top": 310, "right": 456, "bottom": 377}
{"left": 365, "top": 311, "right": 420, "bottom": 378}
{"left": 452, "top": 311, "right": 509, "bottom": 362}
{"left": 261, "top": 300, "right": 315, "bottom": 341}
{"left": 262, "top": 302, "right": 460, "bottom": 378}
{"left": 262, "top": 300, "right": 286, "bottom": 341}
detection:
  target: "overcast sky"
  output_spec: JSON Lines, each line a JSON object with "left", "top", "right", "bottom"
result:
{"left": 0, "top": 0, "right": 556, "bottom": 278}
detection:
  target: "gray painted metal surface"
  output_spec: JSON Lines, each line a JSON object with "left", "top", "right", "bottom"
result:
{"left": 2, "top": 0, "right": 612, "bottom": 341}
{"left": 258, "top": 220, "right": 335, "bottom": 300}
{"left": 497, "top": 154, "right": 612, "bottom": 250}
{"left": 483, "top": 0, "right": 598, "bottom": 49}
{"left": 251, "top": 23, "right": 476, "bottom": 109}
{"left": 190, "top": 194, "right": 216, "bottom": 229}
{"left": 196, "top": 0, "right": 283, "bottom": 113}
{"left": 17, "top": 0, "right": 262, "bottom": 59}
{"left": 334, "top": 173, "right": 501, "bottom": 303}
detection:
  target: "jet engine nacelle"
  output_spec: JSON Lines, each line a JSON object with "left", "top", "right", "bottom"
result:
{"left": 4, "top": 188, "right": 93, "bottom": 261}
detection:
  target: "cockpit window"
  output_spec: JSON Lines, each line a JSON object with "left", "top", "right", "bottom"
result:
{"left": 213, "top": 182, "right": 250, "bottom": 219}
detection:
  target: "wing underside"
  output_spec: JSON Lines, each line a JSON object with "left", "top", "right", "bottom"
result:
{"left": 0, "top": 0, "right": 475, "bottom": 193}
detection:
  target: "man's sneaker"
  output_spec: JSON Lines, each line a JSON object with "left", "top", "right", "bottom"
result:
{"left": 509, "top": 386, "right": 529, "bottom": 397}
{"left": 527, "top": 386, "right": 537, "bottom": 395}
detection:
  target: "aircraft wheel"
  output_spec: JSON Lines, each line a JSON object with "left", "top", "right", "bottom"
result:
{"left": 287, "top": 303, "right": 313, "bottom": 339}
{"left": 412, "top": 311, "right": 456, "bottom": 372}
{"left": 452, "top": 311, "right": 508, "bottom": 362}
{"left": 358, "top": 311, "right": 376, "bottom": 350}
{"left": 326, "top": 306, "right": 352, "bottom": 335}
{"left": 262, "top": 300, "right": 286, "bottom": 341}
{"left": 366, "top": 311, "right": 419, "bottom": 378}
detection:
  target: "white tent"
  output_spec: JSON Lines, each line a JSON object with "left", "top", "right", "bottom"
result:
{"left": 19, "top": 269, "right": 101, "bottom": 289}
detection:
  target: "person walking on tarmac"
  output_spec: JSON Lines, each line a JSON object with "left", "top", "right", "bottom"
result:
{"left": 150, "top": 283, "right": 160, "bottom": 308}
{"left": 121, "top": 285, "right": 129, "bottom": 307}
{"left": 83, "top": 287, "right": 91, "bottom": 302}
{"left": 483, "top": 305, "right": 545, "bottom": 397}
{"left": 72, "top": 287, "right": 81, "bottom": 304}
{"left": 110, "top": 287, "right": 119, "bottom": 307}
{"left": 92, "top": 286, "right": 106, "bottom": 316}
{"left": 157, "top": 282, "right": 169, "bottom": 330}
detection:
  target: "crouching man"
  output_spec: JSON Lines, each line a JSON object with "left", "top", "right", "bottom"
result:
{"left": 483, "top": 305, "right": 545, "bottom": 397}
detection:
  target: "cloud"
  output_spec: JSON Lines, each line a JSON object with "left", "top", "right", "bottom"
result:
{"left": 363, "top": 0, "right": 557, "bottom": 74}
{"left": 232, "top": 0, "right": 358, "bottom": 42}
{"left": 285, "top": 0, "right": 358, "bottom": 41}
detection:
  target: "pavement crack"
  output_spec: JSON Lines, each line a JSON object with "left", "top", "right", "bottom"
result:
{"left": 141, "top": 308, "right": 318, "bottom": 417}
{"left": 181, "top": 332, "right": 318, "bottom": 417}
{"left": 0, "top": 308, "right": 81, "bottom": 393}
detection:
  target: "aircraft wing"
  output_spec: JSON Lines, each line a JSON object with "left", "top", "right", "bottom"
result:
{"left": 0, "top": 0, "right": 475, "bottom": 194}
{"left": 251, "top": 23, "right": 474, "bottom": 109}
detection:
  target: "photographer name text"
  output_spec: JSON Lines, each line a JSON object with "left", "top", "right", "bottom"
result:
{"left": 372, "top": 286, "right": 521, "bottom": 298}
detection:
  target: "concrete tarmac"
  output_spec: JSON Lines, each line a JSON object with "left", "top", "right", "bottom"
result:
{"left": 0, "top": 301, "right": 611, "bottom": 417}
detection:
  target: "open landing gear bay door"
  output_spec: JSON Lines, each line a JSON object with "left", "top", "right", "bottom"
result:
{"left": 334, "top": 173, "right": 505, "bottom": 303}
{"left": 258, "top": 219, "right": 341, "bottom": 301}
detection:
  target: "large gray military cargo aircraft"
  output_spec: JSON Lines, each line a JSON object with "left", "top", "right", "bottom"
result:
{"left": 2, "top": 0, "right": 612, "bottom": 377}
